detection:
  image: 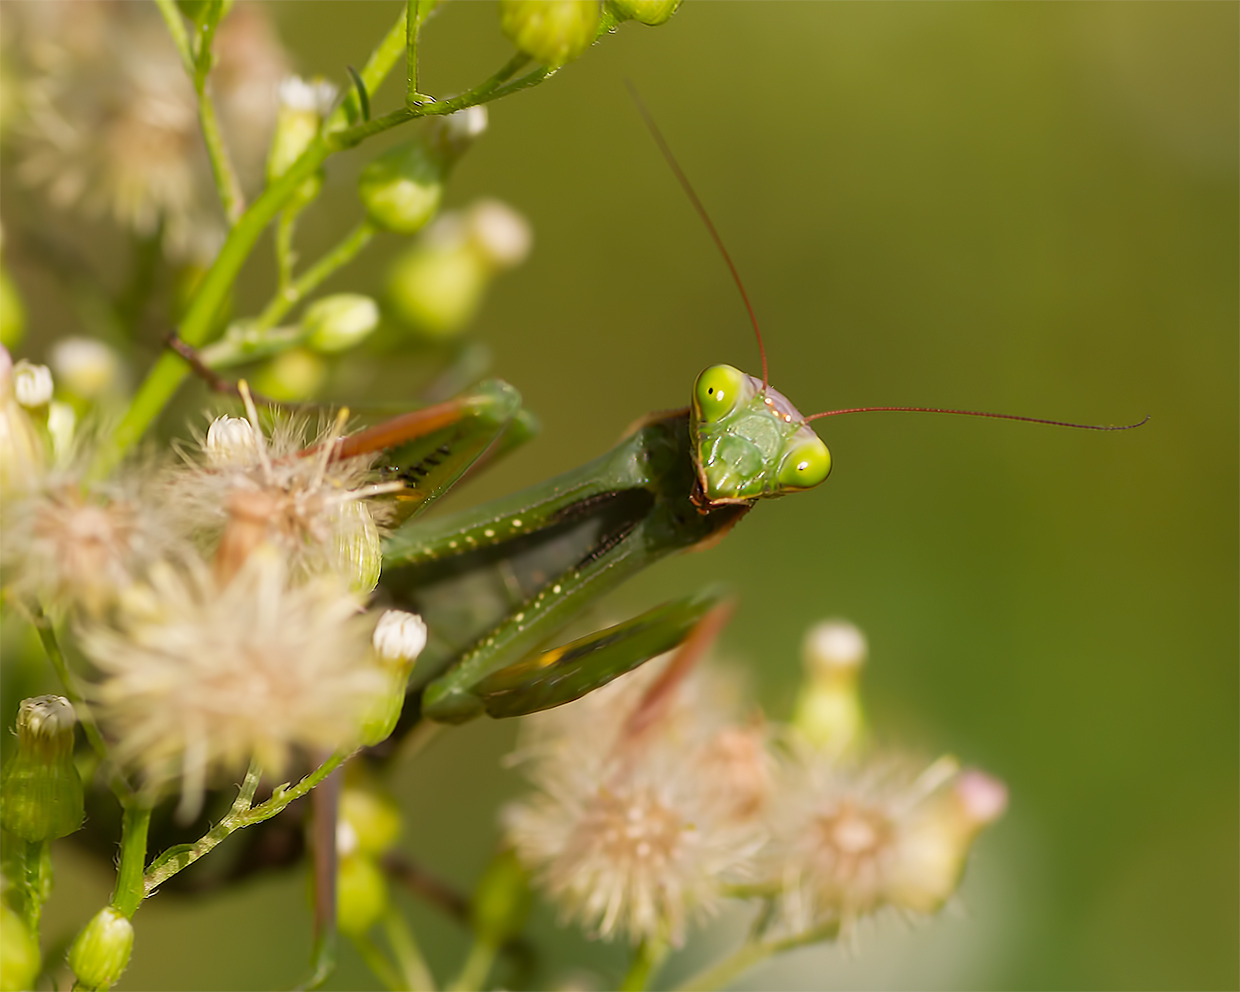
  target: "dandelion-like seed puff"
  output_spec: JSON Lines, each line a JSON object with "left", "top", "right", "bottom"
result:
{"left": 80, "top": 547, "right": 389, "bottom": 812}
{"left": 505, "top": 661, "right": 766, "bottom": 946}
{"left": 164, "top": 386, "right": 404, "bottom": 591}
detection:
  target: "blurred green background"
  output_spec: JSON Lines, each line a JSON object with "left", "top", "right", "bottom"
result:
{"left": 21, "top": 2, "right": 1237, "bottom": 989}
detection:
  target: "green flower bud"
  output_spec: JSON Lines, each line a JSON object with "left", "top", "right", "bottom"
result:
{"left": 68, "top": 907, "right": 134, "bottom": 990}
{"left": 606, "top": 0, "right": 681, "bottom": 25}
{"left": 268, "top": 77, "right": 337, "bottom": 184}
{"left": 357, "top": 611, "right": 427, "bottom": 746}
{"left": 1, "top": 696, "right": 84, "bottom": 843}
{"left": 251, "top": 348, "right": 326, "bottom": 402}
{"left": 499, "top": 0, "right": 600, "bottom": 69}
{"left": 471, "top": 848, "right": 531, "bottom": 947}
{"left": 358, "top": 109, "right": 487, "bottom": 235}
{"left": 0, "top": 901, "right": 40, "bottom": 992}
{"left": 334, "top": 499, "right": 383, "bottom": 595}
{"left": 386, "top": 201, "right": 531, "bottom": 339}
{"left": 0, "top": 265, "right": 26, "bottom": 349}
{"left": 336, "top": 854, "right": 387, "bottom": 937}
{"left": 790, "top": 620, "right": 867, "bottom": 753}
{"left": 303, "top": 294, "right": 380, "bottom": 354}
{"left": 339, "top": 783, "right": 402, "bottom": 857}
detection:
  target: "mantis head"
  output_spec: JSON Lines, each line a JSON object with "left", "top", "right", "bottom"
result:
{"left": 690, "top": 364, "right": 832, "bottom": 506}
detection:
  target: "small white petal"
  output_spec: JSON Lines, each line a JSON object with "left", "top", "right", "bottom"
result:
{"left": 803, "top": 620, "right": 867, "bottom": 675}
{"left": 205, "top": 415, "right": 259, "bottom": 465}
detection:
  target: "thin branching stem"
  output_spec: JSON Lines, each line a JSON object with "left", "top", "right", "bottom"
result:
{"left": 671, "top": 921, "right": 840, "bottom": 992}
{"left": 143, "top": 752, "right": 346, "bottom": 894}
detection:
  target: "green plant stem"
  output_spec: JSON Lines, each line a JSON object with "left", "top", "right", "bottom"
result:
{"left": 620, "top": 937, "right": 668, "bottom": 992}
{"left": 155, "top": 0, "right": 244, "bottom": 224}
{"left": 9, "top": 839, "right": 51, "bottom": 938}
{"left": 353, "top": 932, "right": 404, "bottom": 992}
{"left": 32, "top": 610, "right": 133, "bottom": 801}
{"left": 384, "top": 906, "right": 436, "bottom": 992}
{"left": 448, "top": 936, "right": 496, "bottom": 992}
{"left": 671, "top": 922, "right": 840, "bottom": 992}
{"left": 406, "top": 0, "right": 420, "bottom": 105}
{"left": 93, "top": 6, "right": 411, "bottom": 479}
{"left": 143, "top": 752, "right": 345, "bottom": 894}
{"left": 110, "top": 804, "right": 152, "bottom": 918}
{"left": 153, "top": 0, "right": 194, "bottom": 71}
{"left": 276, "top": 211, "right": 298, "bottom": 293}
{"left": 256, "top": 220, "right": 377, "bottom": 332}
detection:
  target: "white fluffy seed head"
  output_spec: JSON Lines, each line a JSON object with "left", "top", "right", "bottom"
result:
{"left": 372, "top": 610, "right": 428, "bottom": 662}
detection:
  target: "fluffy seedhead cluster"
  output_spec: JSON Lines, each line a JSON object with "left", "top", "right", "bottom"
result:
{"left": 505, "top": 621, "right": 1007, "bottom": 949}
{"left": 0, "top": 352, "right": 418, "bottom": 811}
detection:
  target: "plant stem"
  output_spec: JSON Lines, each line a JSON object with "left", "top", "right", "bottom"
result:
{"left": 8, "top": 839, "right": 51, "bottom": 938}
{"left": 255, "top": 220, "right": 377, "bottom": 333}
{"left": 276, "top": 211, "right": 298, "bottom": 293}
{"left": 143, "top": 752, "right": 346, "bottom": 894}
{"left": 198, "top": 87, "right": 246, "bottom": 225}
{"left": 153, "top": 0, "right": 194, "bottom": 72}
{"left": 110, "top": 804, "right": 152, "bottom": 918}
{"left": 384, "top": 906, "right": 437, "bottom": 992}
{"left": 307, "top": 764, "right": 342, "bottom": 989}
{"left": 32, "top": 609, "right": 133, "bottom": 801}
{"left": 93, "top": 5, "right": 411, "bottom": 478}
{"left": 620, "top": 937, "right": 668, "bottom": 992}
{"left": 448, "top": 936, "right": 496, "bottom": 992}
{"left": 671, "top": 922, "right": 840, "bottom": 992}
{"left": 353, "top": 932, "right": 404, "bottom": 991}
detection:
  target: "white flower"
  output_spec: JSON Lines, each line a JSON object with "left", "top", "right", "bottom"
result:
{"left": 50, "top": 337, "right": 121, "bottom": 399}
{"left": 466, "top": 199, "right": 532, "bottom": 269}
{"left": 277, "top": 75, "right": 339, "bottom": 117}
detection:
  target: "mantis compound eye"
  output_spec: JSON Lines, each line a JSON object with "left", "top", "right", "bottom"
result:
{"left": 694, "top": 364, "right": 746, "bottom": 423}
{"left": 777, "top": 435, "right": 832, "bottom": 491}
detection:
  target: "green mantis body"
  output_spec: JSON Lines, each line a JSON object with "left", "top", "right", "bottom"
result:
{"left": 373, "top": 363, "right": 831, "bottom": 725}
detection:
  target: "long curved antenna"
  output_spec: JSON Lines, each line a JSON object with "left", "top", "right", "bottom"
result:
{"left": 804, "top": 406, "right": 1150, "bottom": 431}
{"left": 626, "top": 82, "right": 770, "bottom": 389}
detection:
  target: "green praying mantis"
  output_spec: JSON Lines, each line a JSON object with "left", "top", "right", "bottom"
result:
{"left": 354, "top": 114, "right": 1147, "bottom": 736}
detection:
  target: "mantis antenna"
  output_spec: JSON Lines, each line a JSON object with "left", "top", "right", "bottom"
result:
{"left": 626, "top": 86, "right": 1147, "bottom": 434}
{"left": 626, "top": 82, "right": 770, "bottom": 390}
{"left": 804, "top": 407, "right": 1151, "bottom": 431}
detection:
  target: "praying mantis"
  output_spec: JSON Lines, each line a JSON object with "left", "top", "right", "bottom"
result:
{"left": 361, "top": 112, "right": 1146, "bottom": 734}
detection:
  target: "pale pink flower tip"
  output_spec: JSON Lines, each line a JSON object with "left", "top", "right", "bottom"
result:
{"left": 954, "top": 769, "right": 1009, "bottom": 826}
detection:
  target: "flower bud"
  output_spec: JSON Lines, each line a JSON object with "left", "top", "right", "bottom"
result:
{"left": 334, "top": 499, "right": 383, "bottom": 595}
{"left": 0, "top": 265, "right": 26, "bottom": 349}
{"left": 386, "top": 201, "right": 531, "bottom": 339}
{"left": 50, "top": 337, "right": 122, "bottom": 401}
{"left": 339, "top": 781, "right": 402, "bottom": 856}
{"left": 357, "top": 109, "right": 487, "bottom": 235}
{"left": 336, "top": 853, "right": 388, "bottom": 937}
{"left": 471, "top": 848, "right": 532, "bottom": 947}
{"left": 68, "top": 907, "right": 134, "bottom": 990}
{"left": 0, "top": 901, "right": 40, "bottom": 992}
{"left": 1, "top": 695, "right": 84, "bottom": 842}
{"left": 790, "top": 620, "right": 867, "bottom": 752}
{"left": 268, "top": 76, "right": 337, "bottom": 183}
{"left": 372, "top": 610, "right": 428, "bottom": 663}
{"left": 887, "top": 768, "right": 1008, "bottom": 915}
{"left": 46, "top": 401, "right": 76, "bottom": 463}
{"left": 12, "top": 362, "right": 52, "bottom": 409}
{"left": 606, "top": 0, "right": 681, "bottom": 25}
{"left": 499, "top": 0, "right": 600, "bottom": 69}
{"left": 251, "top": 348, "right": 326, "bottom": 402}
{"left": 303, "top": 294, "right": 380, "bottom": 354}
{"left": 206, "top": 415, "right": 259, "bottom": 466}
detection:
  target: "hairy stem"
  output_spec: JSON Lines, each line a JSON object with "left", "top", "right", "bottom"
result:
{"left": 111, "top": 804, "right": 153, "bottom": 918}
{"left": 143, "top": 753, "right": 345, "bottom": 894}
